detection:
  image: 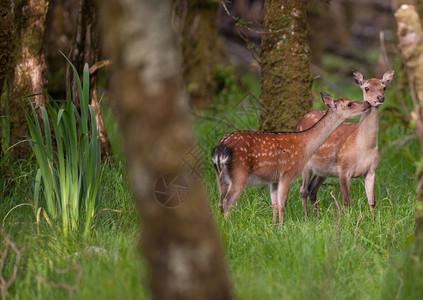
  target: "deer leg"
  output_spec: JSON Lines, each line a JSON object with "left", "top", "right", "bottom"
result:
{"left": 215, "top": 170, "right": 224, "bottom": 212}
{"left": 300, "top": 164, "right": 312, "bottom": 217}
{"left": 215, "top": 169, "right": 230, "bottom": 213}
{"left": 218, "top": 181, "right": 230, "bottom": 214}
{"left": 222, "top": 175, "right": 248, "bottom": 217}
{"left": 308, "top": 175, "right": 326, "bottom": 217}
{"left": 270, "top": 183, "right": 278, "bottom": 223}
{"left": 340, "top": 174, "right": 352, "bottom": 207}
{"left": 277, "top": 178, "right": 294, "bottom": 225}
{"left": 364, "top": 170, "right": 376, "bottom": 213}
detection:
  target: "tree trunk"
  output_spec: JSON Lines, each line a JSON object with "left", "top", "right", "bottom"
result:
{"left": 173, "top": 0, "right": 226, "bottom": 110}
{"left": 259, "top": 0, "right": 313, "bottom": 132}
{"left": 1, "top": 0, "right": 49, "bottom": 158}
{"left": 395, "top": 4, "right": 423, "bottom": 252}
{"left": 66, "top": 0, "right": 112, "bottom": 159}
{"left": 99, "top": 1, "right": 232, "bottom": 299}
{"left": 44, "top": 0, "right": 80, "bottom": 100}
{"left": 0, "top": 1, "right": 14, "bottom": 98}
{"left": 307, "top": 0, "right": 329, "bottom": 67}
{"left": 0, "top": 0, "right": 15, "bottom": 156}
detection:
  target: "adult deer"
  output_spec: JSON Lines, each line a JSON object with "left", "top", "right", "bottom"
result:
{"left": 296, "top": 70, "right": 394, "bottom": 217}
{"left": 212, "top": 92, "right": 371, "bottom": 224}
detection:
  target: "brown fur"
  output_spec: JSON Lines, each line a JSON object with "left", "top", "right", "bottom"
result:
{"left": 212, "top": 93, "right": 371, "bottom": 224}
{"left": 296, "top": 70, "right": 394, "bottom": 216}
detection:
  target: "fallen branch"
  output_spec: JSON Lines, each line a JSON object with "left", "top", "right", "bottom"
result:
{"left": 0, "top": 227, "right": 23, "bottom": 300}
{"left": 35, "top": 264, "right": 82, "bottom": 300}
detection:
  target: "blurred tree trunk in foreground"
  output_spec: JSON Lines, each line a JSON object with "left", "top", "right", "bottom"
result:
{"left": 395, "top": 4, "right": 423, "bottom": 252}
{"left": 172, "top": 0, "right": 226, "bottom": 110}
{"left": 67, "top": 0, "right": 112, "bottom": 159}
{"left": 0, "top": 0, "right": 49, "bottom": 158}
{"left": 99, "top": 0, "right": 232, "bottom": 299}
{"left": 259, "top": 0, "right": 313, "bottom": 132}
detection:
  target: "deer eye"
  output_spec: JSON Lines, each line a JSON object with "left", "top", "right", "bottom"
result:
{"left": 365, "top": 87, "right": 369, "bottom": 92}
{"left": 383, "top": 86, "right": 386, "bottom": 91}
{"left": 348, "top": 102, "right": 353, "bottom": 107}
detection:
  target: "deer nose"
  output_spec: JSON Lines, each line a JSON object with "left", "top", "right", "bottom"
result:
{"left": 377, "top": 95, "right": 385, "bottom": 103}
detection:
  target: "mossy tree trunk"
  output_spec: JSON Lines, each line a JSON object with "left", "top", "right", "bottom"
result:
{"left": 99, "top": 0, "right": 232, "bottom": 299}
{"left": 67, "top": 0, "right": 112, "bottom": 159}
{"left": 173, "top": 0, "right": 226, "bottom": 110}
{"left": 259, "top": 0, "right": 313, "bottom": 132}
{"left": 1, "top": 0, "right": 49, "bottom": 158}
{"left": 395, "top": 4, "right": 423, "bottom": 253}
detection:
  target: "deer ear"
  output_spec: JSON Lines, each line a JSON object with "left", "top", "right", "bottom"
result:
{"left": 381, "top": 70, "right": 395, "bottom": 85}
{"left": 352, "top": 70, "right": 364, "bottom": 85}
{"left": 320, "top": 92, "right": 336, "bottom": 110}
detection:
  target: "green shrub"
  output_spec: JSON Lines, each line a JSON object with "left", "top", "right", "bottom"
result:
{"left": 24, "top": 58, "right": 104, "bottom": 236}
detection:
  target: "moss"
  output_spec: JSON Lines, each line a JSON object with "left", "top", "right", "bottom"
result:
{"left": 259, "top": 0, "right": 313, "bottom": 131}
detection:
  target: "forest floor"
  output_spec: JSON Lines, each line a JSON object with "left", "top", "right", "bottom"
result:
{"left": 1, "top": 58, "right": 423, "bottom": 299}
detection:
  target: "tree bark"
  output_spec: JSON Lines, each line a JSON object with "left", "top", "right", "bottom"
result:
{"left": 173, "top": 0, "right": 226, "bottom": 110}
{"left": 66, "top": 0, "right": 112, "bottom": 159}
{"left": 1, "top": 0, "right": 49, "bottom": 158}
{"left": 0, "top": 1, "right": 14, "bottom": 98}
{"left": 395, "top": 4, "right": 423, "bottom": 252}
{"left": 99, "top": 1, "right": 232, "bottom": 299}
{"left": 259, "top": 0, "right": 313, "bottom": 132}
{"left": 0, "top": 0, "right": 15, "bottom": 156}
{"left": 44, "top": 0, "right": 79, "bottom": 100}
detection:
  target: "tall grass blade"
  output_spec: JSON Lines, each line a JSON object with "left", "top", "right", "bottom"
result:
{"left": 26, "top": 54, "right": 105, "bottom": 236}
{"left": 34, "top": 169, "right": 42, "bottom": 208}
{"left": 24, "top": 101, "right": 57, "bottom": 219}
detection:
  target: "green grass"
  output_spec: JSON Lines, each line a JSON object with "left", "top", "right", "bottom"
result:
{"left": 1, "top": 64, "right": 422, "bottom": 299}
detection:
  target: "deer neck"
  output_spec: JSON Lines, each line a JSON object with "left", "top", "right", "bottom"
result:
{"left": 300, "top": 110, "right": 345, "bottom": 159}
{"left": 357, "top": 106, "right": 379, "bottom": 149}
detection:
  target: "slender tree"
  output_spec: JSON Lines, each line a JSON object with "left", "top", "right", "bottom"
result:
{"left": 395, "top": 4, "right": 423, "bottom": 251}
{"left": 307, "top": 0, "right": 329, "bottom": 67}
{"left": 259, "top": 0, "right": 313, "bottom": 132}
{"left": 67, "top": 0, "right": 112, "bottom": 159}
{"left": 173, "top": 0, "right": 227, "bottom": 110}
{"left": 99, "top": 0, "right": 232, "bottom": 298}
{"left": 0, "top": 0, "right": 15, "bottom": 156}
{"left": 44, "top": 0, "right": 79, "bottom": 100}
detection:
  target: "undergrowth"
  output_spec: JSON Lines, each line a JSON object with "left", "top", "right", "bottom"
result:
{"left": 0, "top": 63, "right": 422, "bottom": 299}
